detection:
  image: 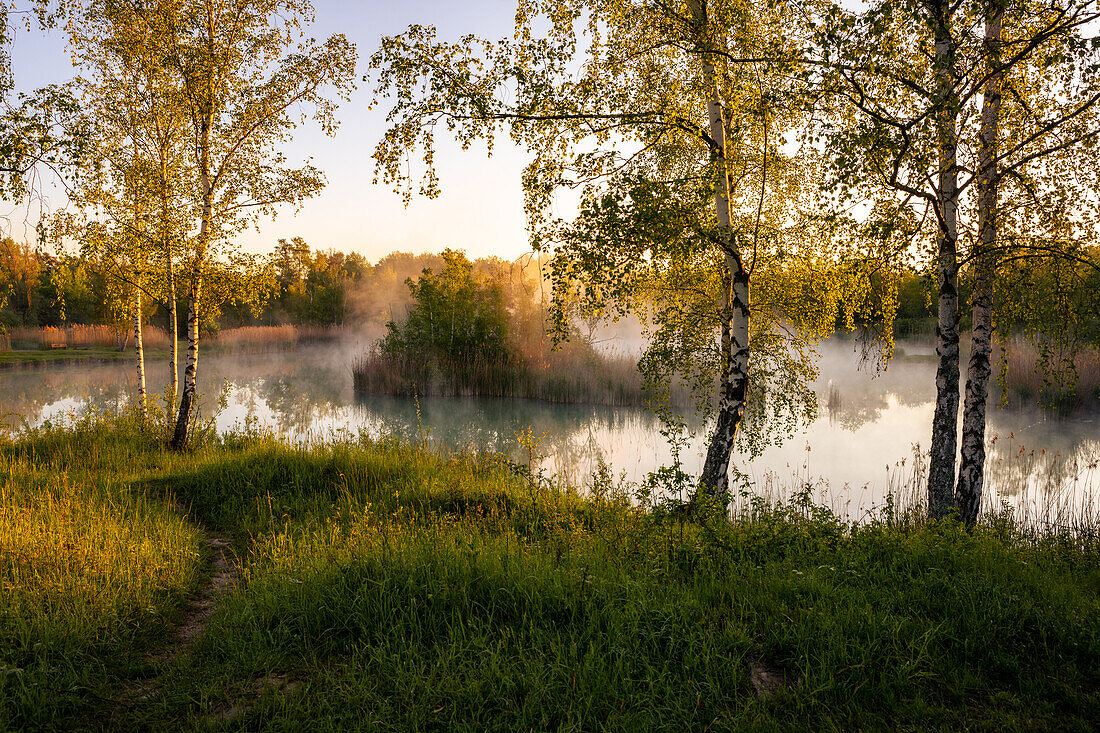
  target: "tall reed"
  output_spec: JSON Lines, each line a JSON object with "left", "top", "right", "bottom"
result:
{"left": 353, "top": 346, "right": 648, "bottom": 406}
{"left": 210, "top": 325, "right": 344, "bottom": 350}
{"left": 212, "top": 324, "right": 298, "bottom": 350}
{"left": 999, "top": 336, "right": 1100, "bottom": 413}
{"left": 7, "top": 324, "right": 172, "bottom": 351}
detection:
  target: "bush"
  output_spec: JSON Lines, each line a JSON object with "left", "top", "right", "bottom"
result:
{"left": 380, "top": 249, "right": 512, "bottom": 368}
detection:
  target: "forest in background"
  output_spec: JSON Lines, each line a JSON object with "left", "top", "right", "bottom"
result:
{"left": 10, "top": 233, "right": 1098, "bottom": 340}
{"left": 0, "top": 237, "right": 543, "bottom": 342}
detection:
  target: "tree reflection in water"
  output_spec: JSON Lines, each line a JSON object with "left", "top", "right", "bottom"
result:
{"left": 2, "top": 339, "right": 1097, "bottom": 523}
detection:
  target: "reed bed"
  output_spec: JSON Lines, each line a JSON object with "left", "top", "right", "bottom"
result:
{"left": 353, "top": 346, "right": 649, "bottom": 406}
{"left": 295, "top": 324, "right": 346, "bottom": 343}
{"left": 209, "top": 324, "right": 345, "bottom": 350}
{"left": 6, "top": 324, "right": 172, "bottom": 351}
{"left": 999, "top": 336, "right": 1100, "bottom": 413}
{"left": 211, "top": 324, "right": 299, "bottom": 350}
{"left": 3, "top": 323, "right": 345, "bottom": 354}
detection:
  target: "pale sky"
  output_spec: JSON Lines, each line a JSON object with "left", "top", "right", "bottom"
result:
{"left": 7, "top": 1, "right": 541, "bottom": 262}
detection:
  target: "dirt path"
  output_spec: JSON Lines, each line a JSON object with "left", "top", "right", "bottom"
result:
{"left": 112, "top": 529, "right": 239, "bottom": 721}
{"left": 161, "top": 533, "right": 238, "bottom": 654}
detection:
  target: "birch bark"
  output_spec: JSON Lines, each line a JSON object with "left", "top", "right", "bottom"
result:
{"left": 161, "top": 159, "right": 179, "bottom": 421}
{"left": 166, "top": 223, "right": 178, "bottom": 417}
{"left": 133, "top": 284, "right": 148, "bottom": 422}
{"left": 170, "top": 145, "right": 212, "bottom": 450}
{"left": 689, "top": 0, "right": 752, "bottom": 500}
{"left": 956, "top": 0, "right": 1004, "bottom": 525}
{"left": 927, "top": 2, "right": 963, "bottom": 519}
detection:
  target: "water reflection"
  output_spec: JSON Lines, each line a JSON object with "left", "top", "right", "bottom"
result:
{"left": 1, "top": 339, "right": 1096, "bottom": 522}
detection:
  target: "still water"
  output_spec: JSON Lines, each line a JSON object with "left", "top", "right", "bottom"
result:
{"left": 2, "top": 338, "right": 1097, "bottom": 522}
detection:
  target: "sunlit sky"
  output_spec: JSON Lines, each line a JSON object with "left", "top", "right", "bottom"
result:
{"left": 6, "top": 1, "right": 544, "bottom": 262}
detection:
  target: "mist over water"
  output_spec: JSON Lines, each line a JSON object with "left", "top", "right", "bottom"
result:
{"left": 2, "top": 336, "right": 1096, "bottom": 522}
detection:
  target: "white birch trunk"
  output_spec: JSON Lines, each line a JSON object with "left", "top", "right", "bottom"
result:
{"left": 689, "top": 0, "right": 752, "bottom": 501}
{"left": 171, "top": 163, "right": 212, "bottom": 450}
{"left": 133, "top": 284, "right": 148, "bottom": 422}
{"left": 168, "top": 241, "right": 178, "bottom": 416}
{"left": 956, "top": 1, "right": 1004, "bottom": 525}
{"left": 163, "top": 177, "right": 179, "bottom": 430}
{"left": 927, "top": 5, "right": 963, "bottom": 519}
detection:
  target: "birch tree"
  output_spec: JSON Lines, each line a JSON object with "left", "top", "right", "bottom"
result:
{"left": 63, "top": 0, "right": 195, "bottom": 425}
{"left": 956, "top": 3, "right": 1100, "bottom": 523}
{"left": 75, "top": 0, "right": 358, "bottom": 448}
{"left": 372, "top": 0, "right": 891, "bottom": 504}
{"left": 170, "top": 0, "right": 355, "bottom": 449}
{"left": 955, "top": 0, "right": 1003, "bottom": 523}
{"left": 0, "top": 3, "right": 88, "bottom": 211}
{"left": 818, "top": 0, "right": 1100, "bottom": 519}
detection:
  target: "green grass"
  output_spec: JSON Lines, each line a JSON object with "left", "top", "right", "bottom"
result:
{"left": 0, "top": 347, "right": 170, "bottom": 367}
{"left": 1, "top": 417, "right": 1098, "bottom": 731}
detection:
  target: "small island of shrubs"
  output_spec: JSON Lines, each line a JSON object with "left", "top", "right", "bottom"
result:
{"left": 353, "top": 249, "right": 646, "bottom": 406}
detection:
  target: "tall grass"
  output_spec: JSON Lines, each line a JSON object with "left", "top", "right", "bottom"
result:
{"left": 0, "top": 417, "right": 205, "bottom": 727}
{"left": 999, "top": 336, "right": 1100, "bottom": 414}
{"left": 175, "top": 435, "right": 1099, "bottom": 730}
{"left": 2, "top": 418, "right": 1098, "bottom": 729}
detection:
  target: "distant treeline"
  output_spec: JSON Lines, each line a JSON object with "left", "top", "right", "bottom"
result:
{"left": 8, "top": 234, "right": 1096, "bottom": 349}
{"left": 0, "top": 236, "right": 545, "bottom": 342}
{"left": 866, "top": 261, "right": 1100, "bottom": 342}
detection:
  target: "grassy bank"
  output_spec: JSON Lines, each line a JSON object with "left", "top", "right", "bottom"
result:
{"left": 0, "top": 325, "right": 346, "bottom": 368}
{"left": 0, "top": 346, "right": 170, "bottom": 367}
{"left": 1, "top": 418, "right": 1098, "bottom": 730}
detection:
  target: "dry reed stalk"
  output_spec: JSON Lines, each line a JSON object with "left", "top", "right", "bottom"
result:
{"left": 212, "top": 325, "right": 299, "bottom": 349}
{"left": 295, "top": 325, "right": 344, "bottom": 343}
{"left": 6, "top": 325, "right": 171, "bottom": 351}
{"left": 353, "top": 346, "right": 648, "bottom": 406}
{"left": 999, "top": 336, "right": 1100, "bottom": 413}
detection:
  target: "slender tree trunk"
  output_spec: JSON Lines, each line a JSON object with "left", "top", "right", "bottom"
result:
{"left": 956, "top": 1, "right": 1004, "bottom": 525}
{"left": 171, "top": 166, "right": 212, "bottom": 450}
{"left": 154, "top": 101, "right": 179, "bottom": 429}
{"left": 171, "top": 275, "right": 200, "bottom": 449}
{"left": 167, "top": 242, "right": 178, "bottom": 415}
{"left": 133, "top": 283, "right": 148, "bottom": 422}
{"left": 689, "top": 0, "right": 751, "bottom": 501}
{"left": 700, "top": 255, "right": 751, "bottom": 498}
{"left": 927, "top": 6, "right": 963, "bottom": 519}
{"left": 163, "top": 181, "right": 179, "bottom": 425}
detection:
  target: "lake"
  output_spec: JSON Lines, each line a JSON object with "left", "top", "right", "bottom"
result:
{"left": 2, "top": 337, "right": 1097, "bottom": 524}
